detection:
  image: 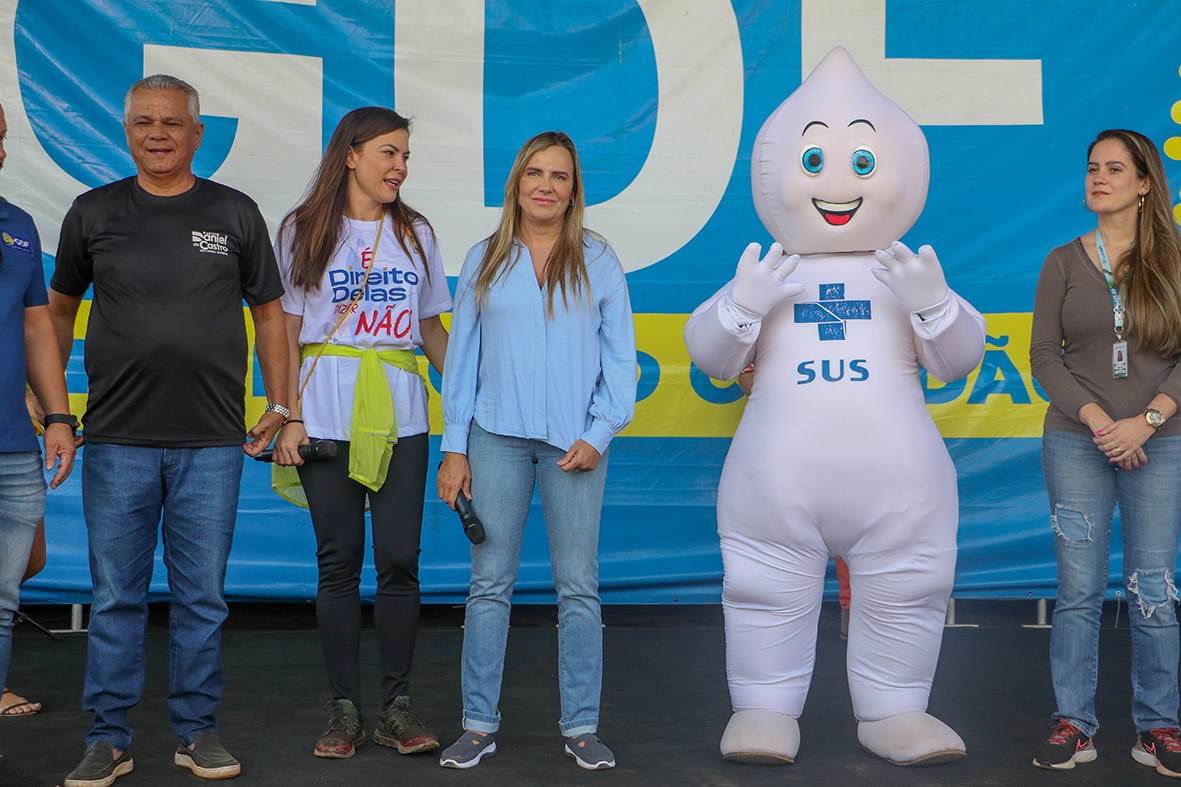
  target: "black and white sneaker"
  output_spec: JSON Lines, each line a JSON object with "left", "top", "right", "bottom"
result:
{"left": 1133, "top": 728, "right": 1181, "bottom": 777}
{"left": 439, "top": 732, "right": 496, "bottom": 769}
{"left": 1033, "top": 720, "right": 1096, "bottom": 770}
{"left": 564, "top": 733, "right": 615, "bottom": 770}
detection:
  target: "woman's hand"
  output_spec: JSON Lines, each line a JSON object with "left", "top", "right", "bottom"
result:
{"left": 1114, "top": 446, "right": 1148, "bottom": 471}
{"left": 737, "top": 365, "right": 754, "bottom": 396}
{"left": 1093, "top": 416, "right": 1155, "bottom": 467}
{"left": 557, "top": 440, "right": 600, "bottom": 473}
{"left": 274, "top": 421, "right": 309, "bottom": 466}
{"left": 438, "top": 451, "right": 472, "bottom": 509}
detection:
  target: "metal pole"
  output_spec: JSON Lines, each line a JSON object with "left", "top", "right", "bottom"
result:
{"left": 70, "top": 603, "right": 84, "bottom": 631}
{"left": 1024, "top": 598, "right": 1052, "bottom": 628}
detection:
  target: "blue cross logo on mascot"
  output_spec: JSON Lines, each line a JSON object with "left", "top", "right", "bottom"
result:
{"left": 684, "top": 46, "right": 986, "bottom": 767}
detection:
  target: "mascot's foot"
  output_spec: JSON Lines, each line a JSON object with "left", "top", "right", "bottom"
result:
{"left": 720, "top": 710, "right": 798, "bottom": 765}
{"left": 857, "top": 711, "right": 966, "bottom": 766}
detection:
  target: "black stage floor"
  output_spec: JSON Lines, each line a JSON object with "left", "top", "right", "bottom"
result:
{"left": 0, "top": 601, "right": 1160, "bottom": 786}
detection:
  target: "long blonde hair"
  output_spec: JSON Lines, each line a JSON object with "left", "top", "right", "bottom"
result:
{"left": 1090, "top": 129, "right": 1181, "bottom": 356}
{"left": 472, "top": 131, "right": 598, "bottom": 316}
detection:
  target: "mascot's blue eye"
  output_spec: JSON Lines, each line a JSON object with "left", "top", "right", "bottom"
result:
{"left": 852, "top": 147, "right": 876, "bottom": 177}
{"left": 801, "top": 146, "right": 824, "bottom": 175}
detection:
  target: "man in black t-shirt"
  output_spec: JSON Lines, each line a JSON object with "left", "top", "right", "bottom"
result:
{"left": 49, "top": 75, "right": 289, "bottom": 787}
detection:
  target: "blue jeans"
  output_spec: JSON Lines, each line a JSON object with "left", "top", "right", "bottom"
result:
{"left": 81, "top": 443, "right": 243, "bottom": 749}
{"left": 461, "top": 423, "right": 608, "bottom": 736}
{"left": 0, "top": 452, "right": 46, "bottom": 748}
{"left": 1043, "top": 429, "right": 1181, "bottom": 737}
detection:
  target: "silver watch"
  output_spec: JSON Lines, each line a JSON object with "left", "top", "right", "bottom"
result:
{"left": 264, "top": 402, "right": 291, "bottom": 420}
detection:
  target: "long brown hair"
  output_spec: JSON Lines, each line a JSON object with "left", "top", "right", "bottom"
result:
{"left": 282, "top": 107, "right": 430, "bottom": 290}
{"left": 1089, "top": 129, "right": 1181, "bottom": 356}
{"left": 472, "top": 131, "right": 599, "bottom": 316}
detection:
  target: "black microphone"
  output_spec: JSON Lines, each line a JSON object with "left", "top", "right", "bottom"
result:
{"left": 253, "top": 440, "right": 339, "bottom": 463}
{"left": 455, "top": 494, "right": 486, "bottom": 545}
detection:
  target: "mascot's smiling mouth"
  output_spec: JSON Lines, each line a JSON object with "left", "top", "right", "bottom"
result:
{"left": 812, "top": 197, "right": 863, "bottom": 226}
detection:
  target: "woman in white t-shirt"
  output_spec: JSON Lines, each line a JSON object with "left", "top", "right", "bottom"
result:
{"left": 273, "top": 107, "right": 450, "bottom": 760}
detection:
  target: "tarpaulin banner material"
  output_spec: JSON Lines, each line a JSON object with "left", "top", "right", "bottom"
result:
{"left": 4, "top": 0, "right": 1180, "bottom": 602}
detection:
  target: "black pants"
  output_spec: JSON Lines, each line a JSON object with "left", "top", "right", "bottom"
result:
{"left": 297, "top": 434, "right": 428, "bottom": 709}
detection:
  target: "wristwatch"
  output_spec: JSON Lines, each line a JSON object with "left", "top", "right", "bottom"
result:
{"left": 264, "top": 402, "right": 291, "bottom": 420}
{"left": 1144, "top": 408, "right": 1165, "bottom": 429}
{"left": 44, "top": 413, "right": 79, "bottom": 435}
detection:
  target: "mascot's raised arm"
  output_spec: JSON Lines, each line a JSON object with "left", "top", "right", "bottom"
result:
{"left": 684, "top": 46, "right": 986, "bottom": 767}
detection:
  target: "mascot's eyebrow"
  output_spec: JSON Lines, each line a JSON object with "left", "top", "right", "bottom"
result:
{"left": 848, "top": 119, "right": 876, "bottom": 131}
{"left": 802, "top": 120, "right": 829, "bottom": 136}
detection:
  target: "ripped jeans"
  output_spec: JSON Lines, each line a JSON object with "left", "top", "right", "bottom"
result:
{"left": 1042, "top": 429, "right": 1181, "bottom": 737}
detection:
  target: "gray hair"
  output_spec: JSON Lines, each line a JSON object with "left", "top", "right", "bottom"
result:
{"left": 124, "top": 74, "right": 200, "bottom": 123}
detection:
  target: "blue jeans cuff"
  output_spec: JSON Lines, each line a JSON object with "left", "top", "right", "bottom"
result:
{"left": 462, "top": 712, "right": 500, "bottom": 734}
{"left": 1052, "top": 713, "right": 1097, "bottom": 739}
{"left": 559, "top": 718, "right": 599, "bottom": 737}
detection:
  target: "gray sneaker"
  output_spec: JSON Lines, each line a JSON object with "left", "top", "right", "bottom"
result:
{"left": 565, "top": 733, "right": 616, "bottom": 770}
{"left": 64, "top": 742, "right": 134, "bottom": 787}
{"left": 173, "top": 730, "right": 241, "bottom": 779}
{"left": 439, "top": 732, "right": 497, "bottom": 769}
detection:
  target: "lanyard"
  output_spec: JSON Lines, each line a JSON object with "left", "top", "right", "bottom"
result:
{"left": 298, "top": 218, "right": 384, "bottom": 403}
{"left": 1094, "top": 231, "right": 1125, "bottom": 340}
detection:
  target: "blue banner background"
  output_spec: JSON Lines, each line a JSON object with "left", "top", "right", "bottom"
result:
{"left": 10, "top": 0, "right": 1180, "bottom": 603}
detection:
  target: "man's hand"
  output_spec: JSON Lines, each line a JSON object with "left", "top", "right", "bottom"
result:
{"left": 43, "top": 422, "right": 76, "bottom": 489}
{"left": 872, "top": 241, "right": 950, "bottom": 314}
{"left": 557, "top": 440, "right": 601, "bottom": 473}
{"left": 729, "top": 242, "right": 805, "bottom": 319}
{"left": 244, "top": 411, "right": 285, "bottom": 456}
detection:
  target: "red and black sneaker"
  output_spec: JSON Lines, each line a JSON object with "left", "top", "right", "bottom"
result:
{"left": 1033, "top": 719, "right": 1097, "bottom": 770}
{"left": 1133, "top": 728, "right": 1181, "bottom": 777}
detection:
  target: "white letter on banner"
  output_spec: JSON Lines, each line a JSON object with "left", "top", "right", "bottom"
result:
{"left": 801, "top": 0, "right": 1042, "bottom": 126}
{"left": 143, "top": 46, "right": 324, "bottom": 235}
{"left": 394, "top": 0, "right": 744, "bottom": 274}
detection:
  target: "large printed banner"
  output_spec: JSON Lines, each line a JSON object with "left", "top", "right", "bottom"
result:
{"left": 4, "top": 0, "right": 1181, "bottom": 603}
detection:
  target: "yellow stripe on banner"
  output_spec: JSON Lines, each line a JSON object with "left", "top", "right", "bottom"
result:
{"left": 66, "top": 308, "right": 1048, "bottom": 440}
{"left": 926, "top": 313, "right": 1050, "bottom": 439}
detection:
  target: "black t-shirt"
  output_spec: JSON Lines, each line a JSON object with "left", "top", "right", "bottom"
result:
{"left": 52, "top": 177, "right": 284, "bottom": 447}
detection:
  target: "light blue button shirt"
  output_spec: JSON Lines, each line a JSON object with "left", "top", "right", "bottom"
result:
{"left": 441, "top": 235, "right": 637, "bottom": 456}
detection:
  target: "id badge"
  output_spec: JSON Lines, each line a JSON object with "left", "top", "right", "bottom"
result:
{"left": 1112, "top": 341, "right": 1129, "bottom": 378}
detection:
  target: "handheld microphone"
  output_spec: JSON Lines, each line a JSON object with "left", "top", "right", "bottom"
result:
{"left": 253, "top": 440, "right": 339, "bottom": 463}
{"left": 455, "top": 494, "right": 486, "bottom": 545}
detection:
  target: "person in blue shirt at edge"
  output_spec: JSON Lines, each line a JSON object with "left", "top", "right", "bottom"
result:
{"left": 0, "top": 98, "right": 76, "bottom": 787}
{"left": 435, "top": 131, "right": 637, "bottom": 771}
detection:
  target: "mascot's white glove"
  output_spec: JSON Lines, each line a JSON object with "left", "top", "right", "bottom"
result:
{"left": 872, "top": 241, "right": 950, "bottom": 314}
{"left": 728, "top": 242, "right": 805, "bottom": 321}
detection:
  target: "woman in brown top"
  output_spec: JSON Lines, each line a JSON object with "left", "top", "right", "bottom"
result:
{"left": 1030, "top": 129, "right": 1181, "bottom": 776}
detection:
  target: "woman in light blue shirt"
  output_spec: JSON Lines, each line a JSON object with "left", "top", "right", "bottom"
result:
{"left": 436, "top": 131, "right": 636, "bottom": 771}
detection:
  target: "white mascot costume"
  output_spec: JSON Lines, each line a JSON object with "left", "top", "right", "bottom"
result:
{"left": 684, "top": 47, "right": 986, "bottom": 766}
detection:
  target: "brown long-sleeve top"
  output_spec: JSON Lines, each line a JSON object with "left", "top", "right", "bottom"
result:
{"left": 1030, "top": 238, "right": 1181, "bottom": 438}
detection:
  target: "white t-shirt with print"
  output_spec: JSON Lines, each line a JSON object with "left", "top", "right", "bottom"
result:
{"left": 277, "top": 216, "right": 452, "bottom": 440}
